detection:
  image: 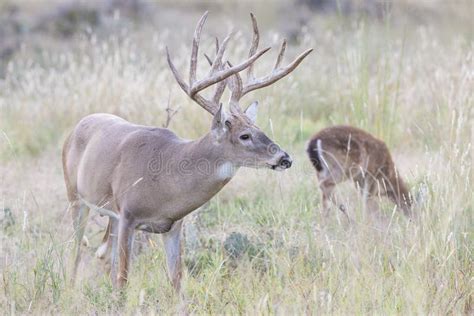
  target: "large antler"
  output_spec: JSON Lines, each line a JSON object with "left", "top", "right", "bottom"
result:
{"left": 166, "top": 11, "right": 271, "bottom": 115}
{"left": 227, "top": 13, "right": 313, "bottom": 109}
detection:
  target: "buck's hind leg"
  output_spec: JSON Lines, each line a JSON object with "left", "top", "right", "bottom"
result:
{"left": 70, "top": 200, "right": 90, "bottom": 285}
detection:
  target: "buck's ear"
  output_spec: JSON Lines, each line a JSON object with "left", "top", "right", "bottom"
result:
{"left": 245, "top": 101, "right": 258, "bottom": 124}
{"left": 211, "top": 103, "right": 228, "bottom": 137}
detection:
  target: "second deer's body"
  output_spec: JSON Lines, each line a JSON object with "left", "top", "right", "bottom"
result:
{"left": 307, "top": 125, "right": 411, "bottom": 216}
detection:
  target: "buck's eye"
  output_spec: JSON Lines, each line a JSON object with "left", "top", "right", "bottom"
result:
{"left": 239, "top": 134, "right": 251, "bottom": 141}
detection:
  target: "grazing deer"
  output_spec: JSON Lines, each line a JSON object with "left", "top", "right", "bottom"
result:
{"left": 307, "top": 126, "right": 411, "bottom": 217}
{"left": 62, "top": 12, "right": 312, "bottom": 291}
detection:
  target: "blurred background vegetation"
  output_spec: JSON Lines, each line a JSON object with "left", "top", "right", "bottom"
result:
{"left": 0, "top": 0, "right": 472, "bottom": 158}
{"left": 0, "top": 0, "right": 472, "bottom": 314}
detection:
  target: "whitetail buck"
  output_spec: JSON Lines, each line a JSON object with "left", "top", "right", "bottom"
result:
{"left": 62, "top": 12, "right": 312, "bottom": 290}
{"left": 307, "top": 126, "right": 412, "bottom": 217}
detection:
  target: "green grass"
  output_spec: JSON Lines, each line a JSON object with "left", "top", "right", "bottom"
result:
{"left": 0, "top": 3, "right": 473, "bottom": 314}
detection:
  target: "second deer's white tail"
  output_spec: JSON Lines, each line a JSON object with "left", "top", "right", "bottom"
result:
{"left": 317, "top": 139, "right": 329, "bottom": 170}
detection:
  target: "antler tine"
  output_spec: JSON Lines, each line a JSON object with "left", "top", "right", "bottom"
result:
{"left": 209, "top": 31, "right": 233, "bottom": 75}
{"left": 201, "top": 37, "right": 220, "bottom": 67}
{"left": 203, "top": 36, "right": 221, "bottom": 67}
{"left": 214, "top": 37, "right": 219, "bottom": 56}
{"left": 203, "top": 37, "right": 232, "bottom": 107}
{"left": 167, "top": 46, "right": 217, "bottom": 115}
{"left": 242, "top": 48, "right": 313, "bottom": 96}
{"left": 204, "top": 53, "right": 213, "bottom": 67}
{"left": 247, "top": 13, "right": 259, "bottom": 81}
{"left": 212, "top": 80, "right": 227, "bottom": 105}
{"left": 166, "top": 47, "right": 189, "bottom": 94}
{"left": 226, "top": 61, "right": 243, "bottom": 109}
{"left": 273, "top": 39, "right": 287, "bottom": 70}
{"left": 168, "top": 11, "right": 305, "bottom": 115}
{"left": 190, "top": 46, "right": 270, "bottom": 95}
{"left": 190, "top": 11, "right": 209, "bottom": 87}
{"left": 191, "top": 94, "right": 219, "bottom": 115}
{"left": 184, "top": 12, "right": 271, "bottom": 99}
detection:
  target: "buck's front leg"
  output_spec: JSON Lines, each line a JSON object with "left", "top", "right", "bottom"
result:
{"left": 162, "top": 219, "right": 183, "bottom": 292}
{"left": 117, "top": 214, "right": 135, "bottom": 288}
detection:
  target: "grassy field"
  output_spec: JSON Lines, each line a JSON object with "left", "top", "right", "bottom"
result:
{"left": 0, "top": 1, "right": 472, "bottom": 314}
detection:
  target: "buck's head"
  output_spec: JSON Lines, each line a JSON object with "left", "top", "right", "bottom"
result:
{"left": 166, "top": 11, "right": 312, "bottom": 171}
{"left": 211, "top": 102, "right": 292, "bottom": 170}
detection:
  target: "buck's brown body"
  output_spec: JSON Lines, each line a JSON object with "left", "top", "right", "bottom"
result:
{"left": 307, "top": 126, "right": 411, "bottom": 216}
{"left": 63, "top": 11, "right": 312, "bottom": 293}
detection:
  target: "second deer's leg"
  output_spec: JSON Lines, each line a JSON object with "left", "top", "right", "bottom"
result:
{"left": 162, "top": 219, "right": 183, "bottom": 292}
{"left": 117, "top": 215, "right": 135, "bottom": 288}
{"left": 319, "top": 180, "right": 347, "bottom": 217}
{"left": 320, "top": 181, "right": 336, "bottom": 216}
{"left": 359, "top": 178, "right": 392, "bottom": 227}
{"left": 385, "top": 176, "right": 412, "bottom": 217}
{"left": 353, "top": 176, "right": 379, "bottom": 216}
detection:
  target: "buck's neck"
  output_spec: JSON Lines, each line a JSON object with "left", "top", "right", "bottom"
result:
{"left": 182, "top": 132, "right": 239, "bottom": 184}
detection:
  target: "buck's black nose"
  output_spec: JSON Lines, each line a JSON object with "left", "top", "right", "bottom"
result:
{"left": 278, "top": 154, "right": 292, "bottom": 169}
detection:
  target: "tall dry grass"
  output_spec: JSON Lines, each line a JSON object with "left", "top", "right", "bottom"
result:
{"left": 0, "top": 2, "right": 472, "bottom": 314}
